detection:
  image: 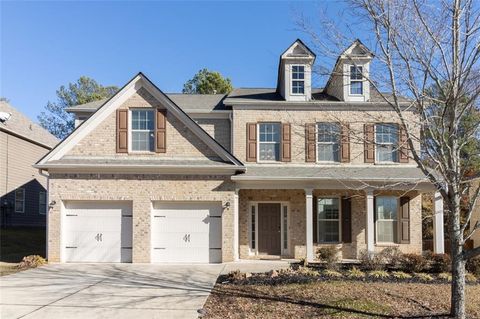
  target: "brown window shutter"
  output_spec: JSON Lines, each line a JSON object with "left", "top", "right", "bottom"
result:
{"left": 399, "top": 125, "right": 409, "bottom": 163}
{"left": 313, "top": 196, "right": 318, "bottom": 244}
{"left": 246, "top": 123, "right": 257, "bottom": 162}
{"left": 281, "top": 123, "right": 291, "bottom": 162}
{"left": 305, "top": 123, "right": 316, "bottom": 162}
{"left": 364, "top": 124, "right": 375, "bottom": 163}
{"left": 116, "top": 109, "right": 128, "bottom": 153}
{"left": 340, "top": 123, "right": 350, "bottom": 163}
{"left": 155, "top": 109, "right": 167, "bottom": 153}
{"left": 341, "top": 197, "right": 352, "bottom": 243}
{"left": 399, "top": 196, "right": 410, "bottom": 244}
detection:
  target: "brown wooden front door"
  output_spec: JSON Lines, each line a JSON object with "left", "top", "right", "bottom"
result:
{"left": 258, "top": 203, "right": 281, "bottom": 255}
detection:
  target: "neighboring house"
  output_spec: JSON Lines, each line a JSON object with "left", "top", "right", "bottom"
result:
{"left": 36, "top": 39, "right": 445, "bottom": 263}
{"left": 0, "top": 101, "right": 58, "bottom": 227}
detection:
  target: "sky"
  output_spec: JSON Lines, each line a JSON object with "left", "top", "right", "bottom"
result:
{"left": 1, "top": 1, "right": 355, "bottom": 123}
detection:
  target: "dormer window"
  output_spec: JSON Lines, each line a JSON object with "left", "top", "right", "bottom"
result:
{"left": 291, "top": 65, "right": 305, "bottom": 94}
{"left": 349, "top": 65, "right": 363, "bottom": 95}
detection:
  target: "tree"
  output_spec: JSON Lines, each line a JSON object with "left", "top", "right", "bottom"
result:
{"left": 297, "top": 0, "right": 480, "bottom": 317}
{"left": 182, "top": 68, "right": 233, "bottom": 94}
{"left": 38, "top": 76, "right": 118, "bottom": 139}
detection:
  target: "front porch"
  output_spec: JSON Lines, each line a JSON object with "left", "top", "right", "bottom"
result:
{"left": 231, "top": 168, "right": 445, "bottom": 262}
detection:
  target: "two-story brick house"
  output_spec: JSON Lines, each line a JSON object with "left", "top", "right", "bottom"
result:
{"left": 36, "top": 39, "right": 445, "bottom": 263}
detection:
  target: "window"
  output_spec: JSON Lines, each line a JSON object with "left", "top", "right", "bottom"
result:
{"left": 291, "top": 65, "right": 305, "bottom": 94}
{"left": 258, "top": 123, "right": 280, "bottom": 161}
{"left": 39, "top": 192, "right": 47, "bottom": 215}
{"left": 131, "top": 109, "right": 155, "bottom": 152}
{"left": 376, "top": 124, "right": 398, "bottom": 162}
{"left": 15, "top": 188, "right": 25, "bottom": 213}
{"left": 317, "top": 123, "right": 340, "bottom": 162}
{"left": 251, "top": 205, "right": 256, "bottom": 250}
{"left": 317, "top": 198, "right": 340, "bottom": 243}
{"left": 350, "top": 65, "right": 363, "bottom": 95}
{"left": 376, "top": 196, "right": 398, "bottom": 243}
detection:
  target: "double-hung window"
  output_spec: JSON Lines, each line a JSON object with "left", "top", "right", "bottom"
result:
{"left": 39, "top": 192, "right": 47, "bottom": 215}
{"left": 376, "top": 196, "right": 398, "bottom": 243}
{"left": 15, "top": 188, "right": 25, "bottom": 213}
{"left": 375, "top": 124, "right": 398, "bottom": 162}
{"left": 258, "top": 123, "right": 280, "bottom": 161}
{"left": 317, "top": 198, "right": 340, "bottom": 243}
{"left": 317, "top": 123, "right": 340, "bottom": 162}
{"left": 291, "top": 65, "right": 305, "bottom": 94}
{"left": 350, "top": 65, "right": 363, "bottom": 95}
{"left": 131, "top": 109, "right": 155, "bottom": 152}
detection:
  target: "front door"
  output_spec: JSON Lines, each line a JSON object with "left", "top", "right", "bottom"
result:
{"left": 258, "top": 203, "right": 281, "bottom": 255}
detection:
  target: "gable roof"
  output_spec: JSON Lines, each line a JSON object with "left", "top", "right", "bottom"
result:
{"left": 0, "top": 101, "right": 58, "bottom": 149}
{"left": 36, "top": 72, "right": 244, "bottom": 169}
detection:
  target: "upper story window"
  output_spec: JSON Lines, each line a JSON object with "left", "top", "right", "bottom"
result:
{"left": 317, "top": 123, "right": 340, "bottom": 162}
{"left": 317, "top": 198, "right": 340, "bottom": 243}
{"left": 350, "top": 65, "right": 363, "bottom": 95}
{"left": 376, "top": 196, "right": 398, "bottom": 243}
{"left": 39, "top": 192, "right": 47, "bottom": 215}
{"left": 258, "top": 123, "right": 280, "bottom": 161}
{"left": 15, "top": 188, "right": 25, "bottom": 213}
{"left": 376, "top": 124, "right": 398, "bottom": 162}
{"left": 291, "top": 65, "right": 305, "bottom": 94}
{"left": 131, "top": 109, "right": 155, "bottom": 152}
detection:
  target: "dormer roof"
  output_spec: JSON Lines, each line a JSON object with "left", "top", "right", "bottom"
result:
{"left": 340, "top": 39, "right": 374, "bottom": 59}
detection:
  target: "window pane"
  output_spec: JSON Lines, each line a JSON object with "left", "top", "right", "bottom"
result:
{"left": 15, "top": 189, "right": 24, "bottom": 201}
{"left": 318, "top": 198, "right": 339, "bottom": 219}
{"left": 259, "top": 123, "right": 280, "bottom": 142}
{"left": 319, "top": 221, "right": 340, "bottom": 242}
{"left": 376, "top": 197, "right": 398, "bottom": 220}
{"left": 350, "top": 81, "right": 363, "bottom": 94}
{"left": 377, "top": 221, "right": 397, "bottom": 242}
{"left": 131, "top": 110, "right": 154, "bottom": 130}
{"left": 251, "top": 206, "right": 256, "bottom": 250}
{"left": 318, "top": 144, "right": 339, "bottom": 162}
{"left": 350, "top": 66, "right": 363, "bottom": 80}
{"left": 132, "top": 131, "right": 154, "bottom": 151}
{"left": 259, "top": 143, "right": 280, "bottom": 161}
{"left": 292, "top": 81, "right": 305, "bottom": 94}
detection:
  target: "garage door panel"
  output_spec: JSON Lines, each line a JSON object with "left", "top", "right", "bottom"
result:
{"left": 151, "top": 202, "right": 222, "bottom": 263}
{"left": 63, "top": 201, "right": 132, "bottom": 263}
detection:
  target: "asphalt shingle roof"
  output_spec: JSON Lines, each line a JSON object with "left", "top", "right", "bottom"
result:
{"left": 0, "top": 101, "right": 59, "bottom": 148}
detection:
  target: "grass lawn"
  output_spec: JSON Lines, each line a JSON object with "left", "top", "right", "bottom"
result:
{"left": 203, "top": 281, "right": 480, "bottom": 318}
{"left": 0, "top": 227, "right": 46, "bottom": 263}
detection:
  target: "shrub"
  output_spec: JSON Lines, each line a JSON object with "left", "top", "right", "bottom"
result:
{"left": 392, "top": 271, "right": 412, "bottom": 279}
{"left": 322, "top": 269, "right": 343, "bottom": 278}
{"left": 466, "top": 257, "right": 480, "bottom": 277}
{"left": 358, "top": 250, "right": 385, "bottom": 271}
{"left": 414, "top": 273, "right": 434, "bottom": 282}
{"left": 428, "top": 253, "right": 451, "bottom": 273}
{"left": 346, "top": 267, "right": 365, "bottom": 279}
{"left": 368, "top": 270, "right": 390, "bottom": 279}
{"left": 17, "top": 255, "right": 46, "bottom": 269}
{"left": 400, "top": 254, "right": 428, "bottom": 273}
{"left": 297, "top": 267, "right": 320, "bottom": 277}
{"left": 379, "top": 247, "right": 403, "bottom": 267}
{"left": 438, "top": 272, "right": 452, "bottom": 282}
{"left": 227, "top": 270, "right": 244, "bottom": 282}
{"left": 466, "top": 272, "right": 478, "bottom": 283}
{"left": 317, "top": 246, "right": 339, "bottom": 269}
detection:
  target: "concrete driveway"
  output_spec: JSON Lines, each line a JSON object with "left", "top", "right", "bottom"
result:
{"left": 0, "top": 263, "right": 224, "bottom": 319}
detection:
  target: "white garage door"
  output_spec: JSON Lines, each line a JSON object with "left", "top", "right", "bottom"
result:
{"left": 63, "top": 201, "right": 132, "bottom": 263}
{"left": 151, "top": 202, "right": 222, "bottom": 263}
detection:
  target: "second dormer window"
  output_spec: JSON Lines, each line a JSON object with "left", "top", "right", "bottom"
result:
{"left": 292, "top": 65, "right": 305, "bottom": 94}
{"left": 350, "top": 65, "right": 363, "bottom": 95}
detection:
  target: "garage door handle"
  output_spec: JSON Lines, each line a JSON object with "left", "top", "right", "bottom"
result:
{"left": 66, "top": 246, "right": 77, "bottom": 249}
{"left": 95, "top": 233, "right": 103, "bottom": 242}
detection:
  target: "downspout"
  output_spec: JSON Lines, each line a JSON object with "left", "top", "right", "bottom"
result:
{"left": 38, "top": 169, "right": 49, "bottom": 260}
{"left": 229, "top": 111, "right": 234, "bottom": 154}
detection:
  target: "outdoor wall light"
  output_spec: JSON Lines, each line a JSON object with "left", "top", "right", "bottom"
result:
{"left": 49, "top": 200, "right": 56, "bottom": 207}
{"left": 224, "top": 202, "right": 231, "bottom": 208}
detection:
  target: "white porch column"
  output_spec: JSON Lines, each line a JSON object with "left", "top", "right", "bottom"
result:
{"left": 433, "top": 191, "right": 445, "bottom": 254}
{"left": 305, "top": 188, "right": 314, "bottom": 262}
{"left": 366, "top": 189, "right": 375, "bottom": 254}
{"left": 233, "top": 189, "right": 239, "bottom": 261}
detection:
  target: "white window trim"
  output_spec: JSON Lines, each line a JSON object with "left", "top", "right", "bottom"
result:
{"left": 316, "top": 122, "right": 341, "bottom": 163}
{"left": 291, "top": 64, "right": 305, "bottom": 95}
{"left": 257, "top": 122, "right": 281, "bottom": 163}
{"left": 374, "top": 123, "right": 399, "bottom": 164}
{"left": 128, "top": 108, "right": 156, "bottom": 153}
{"left": 375, "top": 196, "right": 399, "bottom": 244}
{"left": 15, "top": 188, "right": 25, "bottom": 214}
{"left": 349, "top": 65, "right": 364, "bottom": 96}
{"left": 39, "top": 191, "right": 47, "bottom": 215}
{"left": 317, "top": 197, "right": 342, "bottom": 244}
{"left": 248, "top": 201, "right": 290, "bottom": 256}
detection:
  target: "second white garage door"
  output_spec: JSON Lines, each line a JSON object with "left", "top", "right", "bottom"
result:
{"left": 151, "top": 202, "right": 222, "bottom": 263}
